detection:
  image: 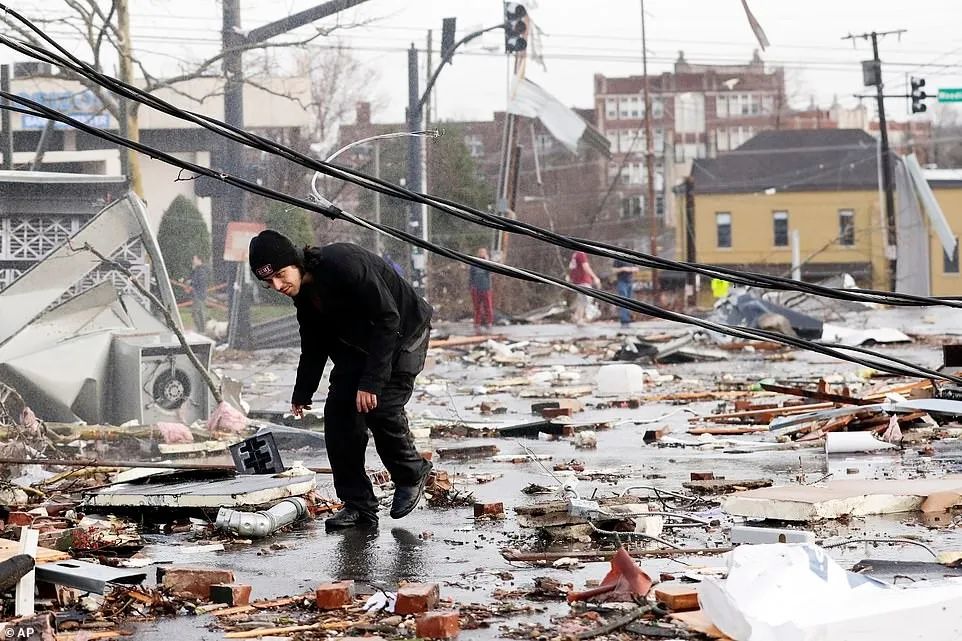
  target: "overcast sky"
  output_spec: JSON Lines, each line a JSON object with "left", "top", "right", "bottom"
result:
{"left": 23, "top": 0, "right": 962, "bottom": 124}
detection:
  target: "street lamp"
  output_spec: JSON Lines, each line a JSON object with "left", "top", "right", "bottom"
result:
{"left": 310, "top": 129, "right": 440, "bottom": 257}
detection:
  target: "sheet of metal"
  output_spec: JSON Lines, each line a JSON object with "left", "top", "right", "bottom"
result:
{"left": 0, "top": 197, "right": 141, "bottom": 346}
{"left": 83, "top": 473, "right": 317, "bottom": 509}
{"left": 35, "top": 559, "right": 147, "bottom": 594}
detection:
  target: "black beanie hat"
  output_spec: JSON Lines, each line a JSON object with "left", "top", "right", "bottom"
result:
{"left": 249, "top": 230, "right": 300, "bottom": 280}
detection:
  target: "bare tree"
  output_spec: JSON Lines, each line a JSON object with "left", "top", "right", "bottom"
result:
{"left": 297, "top": 41, "right": 384, "bottom": 153}
{"left": 0, "top": 1, "right": 366, "bottom": 193}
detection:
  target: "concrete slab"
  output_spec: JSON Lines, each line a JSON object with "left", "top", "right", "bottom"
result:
{"left": 723, "top": 477, "right": 962, "bottom": 521}
{"left": 83, "top": 473, "right": 316, "bottom": 509}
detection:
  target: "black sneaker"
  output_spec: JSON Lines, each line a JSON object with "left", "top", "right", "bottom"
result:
{"left": 324, "top": 506, "right": 378, "bottom": 531}
{"left": 390, "top": 462, "right": 434, "bottom": 519}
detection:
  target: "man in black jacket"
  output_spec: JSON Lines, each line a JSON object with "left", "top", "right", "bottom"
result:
{"left": 249, "top": 230, "right": 433, "bottom": 531}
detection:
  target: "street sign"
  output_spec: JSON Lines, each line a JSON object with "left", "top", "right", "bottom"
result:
{"left": 938, "top": 88, "right": 962, "bottom": 103}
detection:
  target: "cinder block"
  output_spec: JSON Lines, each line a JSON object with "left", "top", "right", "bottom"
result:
{"left": 415, "top": 610, "right": 460, "bottom": 639}
{"left": 315, "top": 580, "right": 355, "bottom": 610}
{"left": 473, "top": 502, "right": 505, "bottom": 519}
{"left": 159, "top": 566, "right": 235, "bottom": 599}
{"left": 730, "top": 525, "right": 815, "bottom": 545}
{"left": 210, "top": 583, "right": 252, "bottom": 607}
{"left": 395, "top": 582, "right": 440, "bottom": 614}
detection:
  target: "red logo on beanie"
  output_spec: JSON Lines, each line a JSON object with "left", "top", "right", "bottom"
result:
{"left": 255, "top": 264, "right": 274, "bottom": 279}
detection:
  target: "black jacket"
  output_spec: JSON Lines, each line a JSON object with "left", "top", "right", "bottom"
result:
{"left": 291, "top": 243, "right": 432, "bottom": 404}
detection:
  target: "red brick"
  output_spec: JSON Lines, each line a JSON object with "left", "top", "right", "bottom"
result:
{"left": 473, "top": 502, "right": 505, "bottom": 519}
{"left": 315, "top": 580, "right": 355, "bottom": 610}
{"left": 210, "top": 583, "right": 252, "bottom": 607}
{"left": 159, "top": 566, "right": 235, "bottom": 599}
{"left": 415, "top": 610, "right": 460, "bottom": 639}
{"left": 542, "top": 407, "right": 573, "bottom": 418}
{"left": 689, "top": 471, "right": 714, "bottom": 481}
{"left": 7, "top": 512, "right": 35, "bottom": 526}
{"left": 341, "top": 638, "right": 386, "bottom": 641}
{"left": 395, "top": 582, "right": 440, "bottom": 614}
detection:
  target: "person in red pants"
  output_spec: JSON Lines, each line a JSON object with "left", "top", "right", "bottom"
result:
{"left": 469, "top": 247, "right": 494, "bottom": 333}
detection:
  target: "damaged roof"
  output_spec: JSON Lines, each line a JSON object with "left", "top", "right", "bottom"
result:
{"left": 691, "top": 128, "right": 881, "bottom": 194}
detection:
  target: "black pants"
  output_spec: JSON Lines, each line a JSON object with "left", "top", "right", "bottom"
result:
{"left": 324, "top": 331, "right": 431, "bottom": 516}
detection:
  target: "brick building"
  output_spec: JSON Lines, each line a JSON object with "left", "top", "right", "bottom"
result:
{"left": 334, "top": 102, "right": 626, "bottom": 315}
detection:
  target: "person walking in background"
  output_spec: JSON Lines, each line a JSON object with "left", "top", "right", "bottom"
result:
{"left": 189, "top": 254, "right": 209, "bottom": 334}
{"left": 612, "top": 257, "right": 639, "bottom": 327}
{"left": 469, "top": 247, "right": 494, "bottom": 333}
{"left": 567, "top": 250, "right": 601, "bottom": 326}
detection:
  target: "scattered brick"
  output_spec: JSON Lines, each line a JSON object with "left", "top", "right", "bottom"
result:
{"left": 542, "top": 407, "right": 573, "bottom": 419}
{"left": 159, "top": 566, "right": 235, "bottom": 599}
{"left": 395, "top": 582, "right": 440, "bottom": 614}
{"left": 314, "top": 580, "right": 355, "bottom": 610}
{"left": 473, "top": 502, "right": 505, "bottom": 519}
{"left": 210, "top": 583, "right": 251, "bottom": 607}
{"left": 415, "top": 610, "right": 460, "bottom": 639}
{"left": 689, "top": 471, "right": 714, "bottom": 481}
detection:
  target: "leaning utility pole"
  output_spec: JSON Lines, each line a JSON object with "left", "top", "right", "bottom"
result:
{"left": 640, "top": 0, "right": 657, "bottom": 295}
{"left": 843, "top": 29, "right": 905, "bottom": 292}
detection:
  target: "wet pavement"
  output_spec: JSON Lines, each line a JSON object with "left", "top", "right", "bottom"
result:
{"left": 135, "top": 314, "right": 962, "bottom": 639}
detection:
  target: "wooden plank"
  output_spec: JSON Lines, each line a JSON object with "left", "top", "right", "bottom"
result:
{"left": 15, "top": 528, "right": 38, "bottom": 616}
{"left": 429, "top": 335, "right": 498, "bottom": 349}
{"left": 687, "top": 426, "right": 769, "bottom": 436}
{"left": 654, "top": 583, "right": 700, "bottom": 612}
{"left": 0, "top": 537, "right": 71, "bottom": 564}
{"left": 670, "top": 610, "right": 731, "bottom": 639}
{"left": 214, "top": 595, "right": 306, "bottom": 617}
{"left": 690, "top": 402, "right": 835, "bottom": 424}
{"left": 501, "top": 547, "right": 732, "bottom": 563}
{"left": 760, "top": 383, "right": 873, "bottom": 406}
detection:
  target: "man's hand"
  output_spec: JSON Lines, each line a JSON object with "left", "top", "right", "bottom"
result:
{"left": 291, "top": 403, "right": 311, "bottom": 418}
{"left": 356, "top": 390, "right": 378, "bottom": 413}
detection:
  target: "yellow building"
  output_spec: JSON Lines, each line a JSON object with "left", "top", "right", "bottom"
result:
{"left": 684, "top": 129, "right": 885, "bottom": 292}
{"left": 681, "top": 129, "right": 962, "bottom": 297}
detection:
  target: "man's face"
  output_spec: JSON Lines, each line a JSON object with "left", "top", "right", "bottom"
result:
{"left": 478, "top": 248, "right": 489, "bottom": 260}
{"left": 263, "top": 265, "right": 303, "bottom": 297}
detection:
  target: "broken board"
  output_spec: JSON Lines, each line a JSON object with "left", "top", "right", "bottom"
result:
{"left": 83, "top": 473, "right": 316, "bottom": 509}
{"left": 723, "top": 477, "right": 962, "bottom": 521}
{"left": 0, "top": 538, "right": 70, "bottom": 563}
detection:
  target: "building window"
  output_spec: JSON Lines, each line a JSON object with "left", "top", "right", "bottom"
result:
{"left": 716, "top": 95, "right": 729, "bottom": 118}
{"left": 652, "top": 97, "right": 663, "bottom": 118}
{"left": 606, "top": 97, "right": 618, "bottom": 120}
{"left": 621, "top": 196, "right": 642, "bottom": 219}
{"left": 716, "top": 212, "right": 732, "bottom": 248}
{"left": 838, "top": 209, "right": 855, "bottom": 246}
{"left": 464, "top": 134, "right": 484, "bottom": 158}
{"left": 773, "top": 211, "right": 789, "bottom": 247}
{"left": 945, "top": 238, "right": 960, "bottom": 273}
{"left": 535, "top": 134, "right": 554, "bottom": 154}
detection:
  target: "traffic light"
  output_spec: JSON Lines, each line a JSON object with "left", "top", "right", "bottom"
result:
{"left": 911, "top": 77, "right": 927, "bottom": 113}
{"left": 504, "top": 2, "right": 527, "bottom": 53}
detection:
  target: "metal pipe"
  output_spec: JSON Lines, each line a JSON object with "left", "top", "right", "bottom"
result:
{"left": 215, "top": 497, "right": 308, "bottom": 538}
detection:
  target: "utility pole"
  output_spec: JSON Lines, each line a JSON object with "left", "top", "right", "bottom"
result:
{"left": 116, "top": 0, "right": 142, "bottom": 195}
{"left": 212, "top": 0, "right": 370, "bottom": 348}
{"left": 640, "top": 0, "right": 657, "bottom": 296}
{"left": 406, "top": 43, "right": 427, "bottom": 296}
{"left": 843, "top": 29, "right": 904, "bottom": 292}
{"left": 1, "top": 65, "right": 12, "bottom": 170}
